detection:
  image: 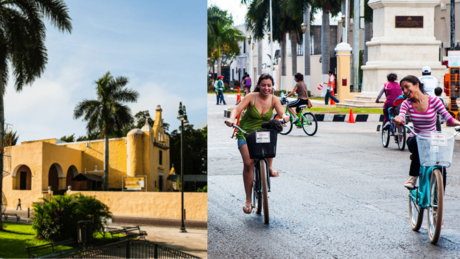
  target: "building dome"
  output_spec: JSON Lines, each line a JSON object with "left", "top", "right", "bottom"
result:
{"left": 127, "top": 128, "right": 143, "bottom": 135}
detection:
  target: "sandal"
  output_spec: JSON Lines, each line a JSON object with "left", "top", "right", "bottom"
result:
{"left": 269, "top": 169, "right": 279, "bottom": 177}
{"left": 243, "top": 204, "right": 252, "bottom": 214}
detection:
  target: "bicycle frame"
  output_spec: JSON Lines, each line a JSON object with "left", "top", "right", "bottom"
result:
{"left": 282, "top": 103, "right": 311, "bottom": 127}
{"left": 410, "top": 165, "right": 443, "bottom": 210}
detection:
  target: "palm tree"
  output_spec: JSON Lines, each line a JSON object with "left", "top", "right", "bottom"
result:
{"left": 243, "top": 0, "right": 312, "bottom": 90}
{"left": 0, "top": 0, "right": 72, "bottom": 230}
{"left": 208, "top": 19, "right": 245, "bottom": 76}
{"left": 311, "top": 0, "right": 341, "bottom": 87}
{"left": 363, "top": 0, "right": 373, "bottom": 66}
{"left": 74, "top": 72, "right": 139, "bottom": 191}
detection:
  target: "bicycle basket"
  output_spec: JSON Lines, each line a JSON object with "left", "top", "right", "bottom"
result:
{"left": 246, "top": 129, "right": 278, "bottom": 159}
{"left": 416, "top": 131, "right": 455, "bottom": 167}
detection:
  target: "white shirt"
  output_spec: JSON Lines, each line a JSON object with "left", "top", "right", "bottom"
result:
{"left": 328, "top": 75, "right": 334, "bottom": 91}
{"left": 419, "top": 76, "right": 438, "bottom": 97}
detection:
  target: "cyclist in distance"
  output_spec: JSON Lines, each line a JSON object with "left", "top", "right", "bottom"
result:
{"left": 393, "top": 75, "right": 460, "bottom": 189}
{"left": 284, "top": 72, "right": 310, "bottom": 124}
{"left": 375, "top": 73, "right": 402, "bottom": 129}
{"left": 419, "top": 66, "right": 438, "bottom": 97}
{"left": 225, "top": 73, "right": 289, "bottom": 214}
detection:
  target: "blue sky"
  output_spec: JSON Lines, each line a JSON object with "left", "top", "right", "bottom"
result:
{"left": 6, "top": 0, "right": 207, "bottom": 143}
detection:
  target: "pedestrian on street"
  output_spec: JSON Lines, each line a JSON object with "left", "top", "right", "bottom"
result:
{"left": 419, "top": 66, "right": 438, "bottom": 97}
{"left": 375, "top": 73, "right": 402, "bottom": 129}
{"left": 243, "top": 73, "right": 251, "bottom": 96}
{"left": 16, "top": 199, "right": 21, "bottom": 210}
{"left": 323, "top": 70, "right": 340, "bottom": 105}
{"left": 225, "top": 73, "right": 289, "bottom": 214}
{"left": 215, "top": 75, "right": 227, "bottom": 105}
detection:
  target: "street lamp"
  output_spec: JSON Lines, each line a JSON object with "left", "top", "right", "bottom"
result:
{"left": 301, "top": 23, "right": 307, "bottom": 78}
{"left": 267, "top": 31, "right": 271, "bottom": 43}
{"left": 177, "top": 103, "right": 187, "bottom": 233}
{"left": 248, "top": 35, "right": 252, "bottom": 45}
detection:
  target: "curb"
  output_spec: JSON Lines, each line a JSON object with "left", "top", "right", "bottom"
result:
{"left": 112, "top": 215, "right": 207, "bottom": 229}
{"left": 224, "top": 110, "right": 384, "bottom": 122}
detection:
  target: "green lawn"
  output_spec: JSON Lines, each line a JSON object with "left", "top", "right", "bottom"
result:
{"left": 0, "top": 223, "right": 124, "bottom": 258}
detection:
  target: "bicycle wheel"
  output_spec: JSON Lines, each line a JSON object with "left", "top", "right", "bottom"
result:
{"left": 301, "top": 112, "right": 318, "bottom": 136}
{"left": 259, "top": 159, "right": 269, "bottom": 224}
{"left": 382, "top": 124, "right": 390, "bottom": 148}
{"left": 253, "top": 164, "right": 262, "bottom": 214}
{"left": 427, "top": 169, "right": 444, "bottom": 244}
{"left": 274, "top": 113, "right": 292, "bottom": 135}
{"left": 396, "top": 126, "right": 406, "bottom": 151}
{"left": 408, "top": 194, "right": 424, "bottom": 231}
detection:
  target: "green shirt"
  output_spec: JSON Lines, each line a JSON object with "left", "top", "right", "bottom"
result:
{"left": 236, "top": 94, "right": 274, "bottom": 139}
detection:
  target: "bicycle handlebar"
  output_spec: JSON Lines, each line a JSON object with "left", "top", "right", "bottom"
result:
{"left": 402, "top": 125, "right": 460, "bottom": 138}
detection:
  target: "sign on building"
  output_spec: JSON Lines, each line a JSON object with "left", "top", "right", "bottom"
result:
{"left": 123, "top": 176, "right": 147, "bottom": 191}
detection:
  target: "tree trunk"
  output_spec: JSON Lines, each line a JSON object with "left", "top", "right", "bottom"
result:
{"left": 321, "top": 7, "right": 331, "bottom": 96}
{"left": 291, "top": 30, "right": 297, "bottom": 90}
{"left": 353, "top": 0, "right": 361, "bottom": 92}
{"left": 258, "top": 40, "right": 263, "bottom": 76}
{"left": 363, "top": 21, "right": 373, "bottom": 65}
{"left": 304, "top": 7, "right": 311, "bottom": 91}
{"left": 104, "top": 132, "right": 109, "bottom": 191}
{"left": 217, "top": 55, "right": 222, "bottom": 76}
{"left": 281, "top": 34, "right": 287, "bottom": 91}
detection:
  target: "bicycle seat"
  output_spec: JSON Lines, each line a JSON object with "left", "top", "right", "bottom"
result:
{"left": 298, "top": 105, "right": 307, "bottom": 109}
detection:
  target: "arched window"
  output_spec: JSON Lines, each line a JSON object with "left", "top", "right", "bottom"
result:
{"left": 13, "top": 165, "right": 32, "bottom": 190}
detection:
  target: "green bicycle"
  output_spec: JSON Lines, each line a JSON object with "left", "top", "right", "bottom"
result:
{"left": 273, "top": 97, "right": 318, "bottom": 136}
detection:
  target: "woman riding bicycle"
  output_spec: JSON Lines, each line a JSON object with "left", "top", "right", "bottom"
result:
{"left": 393, "top": 75, "right": 460, "bottom": 189}
{"left": 225, "top": 73, "right": 289, "bottom": 214}
{"left": 284, "top": 73, "right": 310, "bottom": 123}
{"left": 376, "top": 73, "right": 402, "bottom": 129}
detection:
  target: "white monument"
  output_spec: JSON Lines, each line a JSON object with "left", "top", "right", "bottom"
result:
{"left": 361, "top": 0, "right": 446, "bottom": 97}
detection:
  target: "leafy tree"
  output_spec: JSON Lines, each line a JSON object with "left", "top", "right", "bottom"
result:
{"left": 208, "top": 5, "right": 245, "bottom": 76}
{"left": 74, "top": 72, "right": 139, "bottom": 191}
{"left": 0, "top": 0, "right": 72, "bottom": 230}
{"left": 32, "top": 193, "right": 112, "bottom": 242}
{"left": 169, "top": 124, "right": 207, "bottom": 177}
{"left": 4, "top": 131, "right": 18, "bottom": 146}
{"left": 60, "top": 134, "right": 75, "bottom": 142}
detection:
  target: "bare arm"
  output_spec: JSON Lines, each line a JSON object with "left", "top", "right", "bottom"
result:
{"left": 286, "top": 86, "right": 298, "bottom": 98}
{"left": 273, "top": 97, "right": 290, "bottom": 123}
{"left": 225, "top": 93, "right": 254, "bottom": 126}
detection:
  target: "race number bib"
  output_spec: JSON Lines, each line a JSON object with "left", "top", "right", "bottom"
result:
{"left": 256, "top": 132, "right": 270, "bottom": 143}
{"left": 431, "top": 133, "right": 447, "bottom": 146}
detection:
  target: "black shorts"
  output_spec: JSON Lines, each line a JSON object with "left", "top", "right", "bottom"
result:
{"left": 287, "top": 99, "right": 309, "bottom": 113}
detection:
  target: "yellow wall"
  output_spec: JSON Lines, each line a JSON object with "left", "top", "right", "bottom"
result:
{"left": 42, "top": 142, "right": 82, "bottom": 190}
{"left": 64, "top": 139, "right": 127, "bottom": 189}
{"left": 67, "top": 191, "right": 207, "bottom": 220}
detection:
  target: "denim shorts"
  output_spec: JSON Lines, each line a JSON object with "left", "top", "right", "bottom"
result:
{"left": 237, "top": 138, "right": 247, "bottom": 148}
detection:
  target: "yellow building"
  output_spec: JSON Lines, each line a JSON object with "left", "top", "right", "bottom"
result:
{"left": 3, "top": 105, "right": 170, "bottom": 208}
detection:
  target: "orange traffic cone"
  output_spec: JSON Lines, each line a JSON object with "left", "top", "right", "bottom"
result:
{"left": 236, "top": 87, "right": 241, "bottom": 104}
{"left": 347, "top": 109, "right": 356, "bottom": 123}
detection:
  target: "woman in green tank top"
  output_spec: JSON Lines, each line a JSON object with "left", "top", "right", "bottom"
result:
{"left": 225, "top": 74, "right": 289, "bottom": 214}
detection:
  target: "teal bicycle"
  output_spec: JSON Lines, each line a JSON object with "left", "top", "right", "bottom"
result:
{"left": 274, "top": 97, "right": 318, "bottom": 136}
{"left": 405, "top": 125, "right": 460, "bottom": 244}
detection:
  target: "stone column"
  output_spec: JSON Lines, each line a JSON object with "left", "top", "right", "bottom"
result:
{"left": 335, "top": 42, "right": 353, "bottom": 103}
{"left": 362, "top": 0, "right": 446, "bottom": 97}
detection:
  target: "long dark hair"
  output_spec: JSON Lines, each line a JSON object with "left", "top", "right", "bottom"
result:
{"left": 254, "top": 73, "right": 274, "bottom": 92}
{"left": 387, "top": 73, "right": 397, "bottom": 82}
{"left": 400, "top": 75, "right": 425, "bottom": 94}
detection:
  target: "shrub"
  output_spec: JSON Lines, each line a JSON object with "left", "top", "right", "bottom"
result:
{"left": 32, "top": 193, "right": 112, "bottom": 242}
{"left": 197, "top": 185, "right": 207, "bottom": 192}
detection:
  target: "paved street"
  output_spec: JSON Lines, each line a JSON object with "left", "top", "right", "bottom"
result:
{"left": 208, "top": 93, "right": 460, "bottom": 258}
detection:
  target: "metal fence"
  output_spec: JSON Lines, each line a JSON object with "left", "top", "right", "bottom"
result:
{"left": 60, "top": 240, "right": 200, "bottom": 259}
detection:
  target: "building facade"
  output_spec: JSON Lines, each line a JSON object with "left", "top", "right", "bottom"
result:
{"left": 3, "top": 105, "right": 170, "bottom": 208}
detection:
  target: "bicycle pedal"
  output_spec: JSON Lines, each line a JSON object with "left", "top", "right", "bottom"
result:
{"left": 405, "top": 186, "right": 416, "bottom": 190}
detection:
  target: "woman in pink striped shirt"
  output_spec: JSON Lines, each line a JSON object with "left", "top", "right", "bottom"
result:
{"left": 394, "top": 75, "right": 460, "bottom": 188}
